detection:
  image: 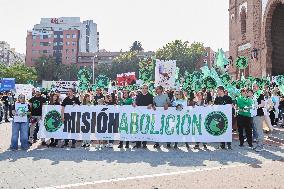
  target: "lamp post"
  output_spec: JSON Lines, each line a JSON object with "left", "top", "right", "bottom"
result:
{"left": 92, "top": 54, "right": 97, "bottom": 84}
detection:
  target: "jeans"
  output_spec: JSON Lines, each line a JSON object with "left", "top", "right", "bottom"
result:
{"left": 11, "top": 121, "right": 29, "bottom": 149}
{"left": 252, "top": 116, "right": 264, "bottom": 148}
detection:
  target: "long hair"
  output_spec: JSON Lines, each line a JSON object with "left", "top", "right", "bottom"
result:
{"left": 83, "top": 94, "right": 91, "bottom": 105}
{"left": 49, "top": 93, "right": 59, "bottom": 105}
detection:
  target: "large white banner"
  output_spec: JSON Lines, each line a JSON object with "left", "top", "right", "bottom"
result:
{"left": 39, "top": 105, "right": 232, "bottom": 142}
{"left": 155, "top": 59, "right": 176, "bottom": 88}
{"left": 42, "top": 81, "right": 79, "bottom": 94}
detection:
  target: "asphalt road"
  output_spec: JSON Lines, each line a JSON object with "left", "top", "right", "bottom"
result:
{"left": 0, "top": 122, "right": 283, "bottom": 189}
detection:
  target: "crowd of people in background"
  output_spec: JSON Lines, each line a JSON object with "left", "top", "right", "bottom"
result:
{"left": 3, "top": 82, "right": 284, "bottom": 152}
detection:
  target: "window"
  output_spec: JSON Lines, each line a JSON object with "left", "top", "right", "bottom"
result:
{"left": 66, "top": 42, "right": 70, "bottom": 46}
{"left": 66, "top": 34, "right": 70, "bottom": 38}
{"left": 32, "top": 35, "right": 37, "bottom": 40}
{"left": 32, "top": 42, "right": 37, "bottom": 46}
{"left": 40, "top": 35, "right": 43, "bottom": 40}
{"left": 54, "top": 42, "right": 57, "bottom": 46}
{"left": 58, "top": 50, "right": 62, "bottom": 53}
{"left": 40, "top": 42, "right": 49, "bottom": 46}
{"left": 72, "top": 49, "right": 75, "bottom": 53}
{"left": 66, "top": 57, "right": 69, "bottom": 60}
{"left": 54, "top": 35, "right": 58, "bottom": 38}
{"left": 59, "top": 42, "right": 63, "bottom": 46}
{"left": 72, "top": 42, "right": 76, "bottom": 46}
{"left": 43, "top": 50, "right": 48, "bottom": 53}
{"left": 205, "top": 52, "right": 208, "bottom": 57}
{"left": 60, "top": 35, "right": 63, "bottom": 38}
{"left": 240, "top": 7, "right": 247, "bottom": 35}
{"left": 43, "top": 35, "right": 48, "bottom": 39}
{"left": 32, "top": 50, "right": 37, "bottom": 54}
{"left": 72, "top": 34, "right": 76, "bottom": 38}
{"left": 66, "top": 49, "right": 69, "bottom": 53}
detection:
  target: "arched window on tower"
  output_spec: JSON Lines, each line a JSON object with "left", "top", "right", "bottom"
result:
{"left": 240, "top": 6, "right": 247, "bottom": 35}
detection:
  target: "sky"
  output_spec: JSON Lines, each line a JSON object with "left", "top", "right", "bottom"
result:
{"left": 0, "top": 0, "right": 229, "bottom": 54}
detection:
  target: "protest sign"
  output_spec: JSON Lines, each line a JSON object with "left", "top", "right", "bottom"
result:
{"left": 155, "top": 59, "right": 176, "bottom": 88}
{"left": 15, "top": 84, "right": 34, "bottom": 99}
{"left": 39, "top": 105, "right": 232, "bottom": 142}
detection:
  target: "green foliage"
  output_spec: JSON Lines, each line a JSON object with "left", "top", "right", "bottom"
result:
{"left": 130, "top": 41, "right": 144, "bottom": 52}
{"left": 155, "top": 40, "right": 205, "bottom": 75}
{"left": 34, "top": 56, "right": 79, "bottom": 82}
{"left": 0, "top": 62, "right": 37, "bottom": 84}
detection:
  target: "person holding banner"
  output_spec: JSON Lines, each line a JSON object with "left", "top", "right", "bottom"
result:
{"left": 236, "top": 88, "right": 253, "bottom": 148}
{"left": 93, "top": 88, "right": 104, "bottom": 105}
{"left": 81, "top": 94, "right": 92, "bottom": 148}
{"left": 29, "top": 88, "right": 46, "bottom": 145}
{"left": 118, "top": 90, "right": 133, "bottom": 148}
{"left": 10, "top": 94, "right": 30, "bottom": 151}
{"left": 133, "top": 84, "right": 153, "bottom": 149}
{"left": 152, "top": 85, "right": 171, "bottom": 149}
{"left": 48, "top": 93, "right": 61, "bottom": 148}
{"left": 172, "top": 90, "right": 190, "bottom": 149}
{"left": 61, "top": 88, "right": 81, "bottom": 148}
{"left": 214, "top": 86, "right": 233, "bottom": 150}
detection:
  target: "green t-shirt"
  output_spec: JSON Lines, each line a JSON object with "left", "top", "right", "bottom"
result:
{"left": 237, "top": 95, "right": 253, "bottom": 117}
{"left": 119, "top": 98, "right": 134, "bottom": 105}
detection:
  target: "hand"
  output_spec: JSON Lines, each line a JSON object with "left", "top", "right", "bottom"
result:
{"left": 147, "top": 105, "right": 152, "bottom": 109}
{"left": 61, "top": 116, "right": 65, "bottom": 122}
{"left": 164, "top": 104, "right": 168, "bottom": 110}
{"left": 132, "top": 103, "right": 137, "bottom": 107}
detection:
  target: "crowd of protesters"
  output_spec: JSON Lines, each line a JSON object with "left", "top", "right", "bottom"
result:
{"left": 4, "top": 82, "right": 284, "bottom": 152}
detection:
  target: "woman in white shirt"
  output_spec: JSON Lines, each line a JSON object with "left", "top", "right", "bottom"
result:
{"left": 10, "top": 94, "right": 30, "bottom": 151}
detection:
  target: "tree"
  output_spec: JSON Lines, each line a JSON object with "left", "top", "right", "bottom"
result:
{"left": 130, "top": 41, "right": 144, "bottom": 52}
{"left": 0, "top": 62, "right": 37, "bottom": 84}
{"left": 35, "top": 56, "right": 80, "bottom": 82}
{"left": 155, "top": 40, "right": 205, "bottom": 74}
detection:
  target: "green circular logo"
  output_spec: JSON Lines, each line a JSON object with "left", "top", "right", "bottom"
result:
{"left": 205, "top": 111, "right": 228, "bottom": 136}
{"left": 44, "top": 110, "right": 62, "bottom": 132}
{"left": 33, "top": 100, "right": 40, "bottom": 109}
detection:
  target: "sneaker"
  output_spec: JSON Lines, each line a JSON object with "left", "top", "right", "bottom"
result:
{"left": 227, "top": 145, "right": 232, "bottom": 150}
{"left": 220, "top": 144, "right": 226, "bottom": 149}
{"left": 133, "top": 145, "right": 141, "bottom": 148}
{"left": 142, "top": 144, "right": 147, "bottom": 149}
{"left": 166, "top": 144, "right": 171, "bottom": 149}
{"left": 41, "top": 141, "right": 47, "bottom": 146}
{"left": 81, "top": 143, "right": 86, "bottom": 148}
{"left": 5, "top": 120, "right": 9, "bottom": 122}
{"left": 95, "top": 144, "right": 100, "bottom": 149}
{"left": 239, "top": 144, "right": 244, "bottom": 147}
{"left": 118, "top": 144, "right": 123, "bottom": 148}
{"left": 153, "top": 144, "right": 160, "bottom": 149}
{"left": 203, "top": 145, "right": 208, "bottom": 150}
{"left": 85, "top": 144, "right": 90, "bottom": 148}
{"left": 174, "top": 144, "right": 178, "bottom": 149}
{"left": 107, "top": 143, "right": 113, "bottom": 148}
{"left": 125, "top": 145, "right": 130, "bottom": 149}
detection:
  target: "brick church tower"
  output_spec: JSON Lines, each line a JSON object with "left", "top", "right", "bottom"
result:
{"left": 228, "top": 0, "right": 262, "bottom": 79}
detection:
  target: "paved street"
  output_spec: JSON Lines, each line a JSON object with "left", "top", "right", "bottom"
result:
{"left": 0, "top": 122, "right": 283, "bottom": 189}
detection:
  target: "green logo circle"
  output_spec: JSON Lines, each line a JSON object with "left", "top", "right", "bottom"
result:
{"left": 205, "top": 111, "right": 228, "bottom": 136}
{"left": 33, "top": 100, "right": 40, "bottom": 109}
{"left": 44, "top": 110, "right": 62, "bottom": 132}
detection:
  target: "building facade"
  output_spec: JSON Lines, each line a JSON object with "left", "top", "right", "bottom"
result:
{"left": 229, "top": 0, "right": 284, "bottom": 78}
{"left": 26, "top": 17, "right": 99, "bottom": 66}
{"left": 195, "top": 47, "right": 215, "bottom": 70}
{"left": 0, "top": 41, "right": 25, "bottom": 66}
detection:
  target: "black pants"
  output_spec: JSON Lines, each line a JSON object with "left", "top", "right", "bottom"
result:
{"left": 269, "top": 110, "right": 276, "bottom": 125}
{"left": 3, "top": 105, "right": 8, "bottom": 121}
{"left": 237, "top": 115, "right": 252, "bottom": 146}
{"left": 119, "top": 141, "right": 129, "bottom": 146}
{"left": 64, "top": 139, "right": 76, "bottom": 145}
{"left": 135, "top": 141, "right": 147, "bottom": 147}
